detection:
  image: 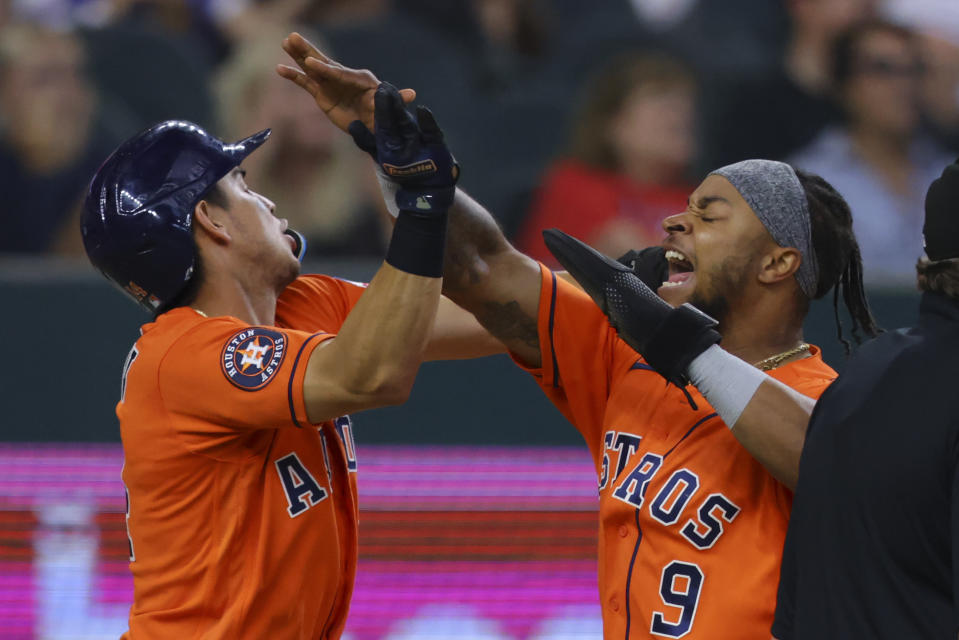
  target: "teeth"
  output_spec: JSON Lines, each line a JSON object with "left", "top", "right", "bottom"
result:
{"left": 660, "top": 280, "right": 684, "bottom": 288}
{"left": 665, "top": 249, "right": 689, "bottom": 263}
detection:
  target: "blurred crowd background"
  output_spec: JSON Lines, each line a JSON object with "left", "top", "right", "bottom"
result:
{"left": 2, "top": 0, "right": 958, "bottom": 286}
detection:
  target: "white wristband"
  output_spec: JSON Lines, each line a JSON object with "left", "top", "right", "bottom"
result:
{"left": 375, "top": 168, "right": 401, "bottom": 219}
{"left": 687, "top": 344, "right": 765, "bottom": 429}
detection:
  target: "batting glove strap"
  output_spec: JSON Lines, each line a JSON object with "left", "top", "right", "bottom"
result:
{"left": 396, "top": 186, "right": 456, "bottom": 215}
{"left": 635, "top": 304, "right": 721, "bottom": 388}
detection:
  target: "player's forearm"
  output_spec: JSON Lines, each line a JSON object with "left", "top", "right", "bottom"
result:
{"left": 442, "top": 189, "right": 515, "bottom": 293}
{"left": 687, "top": 345, "right": 813, "bottom": 489}
{"left": 726, "top": 380, "right": 815, "bottom": 489}
{"left": 303, "top": 263, "right": 440, "bottom": 421}
{"left": 441, "top": 188, "right": 544, "bottom": 366}
{"left": 425, "top": 296, "right": 508, "bottom": 360}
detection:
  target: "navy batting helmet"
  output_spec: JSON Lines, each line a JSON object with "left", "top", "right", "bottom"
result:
{"left": 81, "top": 120, "right": 270, "bottom": 312}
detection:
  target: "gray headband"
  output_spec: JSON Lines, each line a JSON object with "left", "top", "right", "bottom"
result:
{"left": 709, "top": 159, "right": 819, "bottom": 298}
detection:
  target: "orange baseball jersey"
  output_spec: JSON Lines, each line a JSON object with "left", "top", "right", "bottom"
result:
{"left": 118, "top": 274, "right": 366, "bottom": 639}
{"left": 515, "top": 265, "right": 837, "bottom": 639}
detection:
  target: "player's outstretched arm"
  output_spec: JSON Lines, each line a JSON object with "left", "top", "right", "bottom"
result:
{"left": 689, "top": 349, "right": 815, "bottom": 488}
{"left": 427, "top": 296, "right": 508, "bottom": 360}
{"left": 301, "top": 85, "right": 455, "bottom": 422}
{"left": 545, "top": 229, "right": 813, "bottom": 488}
{"left": 306, "top": 264, "right": 442, "bottom": 421}
{"left": 440, "top": 189, "right": 544, "bottom": 366}
{"left": 278, "top": 36, "right": 545, "bottom": 366}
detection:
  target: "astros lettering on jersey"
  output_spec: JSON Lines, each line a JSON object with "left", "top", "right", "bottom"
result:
{"left": 119, "top": 275, "right": 365, "bottom": 639}
{"left": 515, "top": 265, "right": 836, "bottom": 639}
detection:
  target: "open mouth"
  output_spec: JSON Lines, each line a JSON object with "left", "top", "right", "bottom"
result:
{"left": 662, "top": 249, "right": 695, "bottom": 288}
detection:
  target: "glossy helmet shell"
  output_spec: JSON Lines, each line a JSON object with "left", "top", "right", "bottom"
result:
{"left": 81, "top": 120, "right": 270, "bottom": 312}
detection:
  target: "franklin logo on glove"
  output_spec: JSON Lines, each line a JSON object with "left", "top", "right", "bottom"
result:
{"left": 383, "top": 159, "right": 438, "bottom": 178}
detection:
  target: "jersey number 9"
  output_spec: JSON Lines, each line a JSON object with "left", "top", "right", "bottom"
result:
{"left": 651, "top": 561, "right": 703, "bottom": 638}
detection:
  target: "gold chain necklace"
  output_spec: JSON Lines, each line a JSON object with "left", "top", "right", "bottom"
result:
{"left": 753, "top": 343, "right": 810, "bottom": 371}
{"left": 191, "top": 307, "right": 208, "bottom": 318}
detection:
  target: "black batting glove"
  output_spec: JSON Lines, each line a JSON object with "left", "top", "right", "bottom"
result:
{"left": 616, "top": 247, "right": 669, "bottom": 291}
{"left": 544, "top": 228, "right": 720, "bottom": 394}
{"left": 923, "top": 157, "right": 959, "bottom": 262}
{"left": 348, "top": 82, "right": 459, "bottom": 216}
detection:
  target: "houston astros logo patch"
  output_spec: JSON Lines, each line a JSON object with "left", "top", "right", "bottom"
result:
{"left": 221, "top": 328, "right": 287, "bottom": 390}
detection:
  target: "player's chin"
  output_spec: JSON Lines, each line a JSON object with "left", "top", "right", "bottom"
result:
{"left": 275, "top": 265, "right": 300, "bottom": 295}
{"left": 277, "top": 252, "right": 301, "bottom": 286}
{"left": 286, "top": 258, "right": 301, "bottom": 281}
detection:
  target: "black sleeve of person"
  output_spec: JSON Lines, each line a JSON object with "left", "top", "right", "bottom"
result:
{"left": 544, "top": 229, "right": 720, "bottom": 389}
{"left": 616, "top": 246, "right": 669, "bottom": 290}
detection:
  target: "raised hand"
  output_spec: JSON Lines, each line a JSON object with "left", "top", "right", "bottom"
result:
{"left": 543, "top": 229, "right": 720, "bottom": 392}
{"left": 354, "top": 83, "right": 459, "bottom": 215}
{"left": 277, "top": 32, "right": 416, "bottom": 132}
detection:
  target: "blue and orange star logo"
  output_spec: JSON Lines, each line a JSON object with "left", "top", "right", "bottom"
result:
{"left": 237, "top": 337, "right": 272, "bottom": 373}
{"left": 221, "top": 328, "right": 287, "bottom": 390}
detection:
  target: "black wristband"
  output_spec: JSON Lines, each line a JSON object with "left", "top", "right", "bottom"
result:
{"left": 385, "top": 210, "right": 448, "bottom": 278}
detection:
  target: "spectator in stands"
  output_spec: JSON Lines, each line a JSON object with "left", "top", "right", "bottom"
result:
{"left": 790, "top": 19, "right": 954, "bottom": 285}
{"left": 74, "top": 0, "right": 230, "bottom": 65}
{"left": 881, "top": 0, "right": 959, "bottom": 149}
{"left": 80, "top": 1, "right": 219, "bottom": 132}
{"left": 0, "top": 22, "right": 127, "bottom": 255}
{"left": 702, "top": 0, "right": 875, "bottom": 169}
{"left": 214, "top": 31, "right": 390, "bottom": 258}
{"left": 516, "top": 54, "right": 696, "bottom": 266}
{"left": 396, "top": 0, "right": 554, "bottom": 93}
{"left": 918, "top": 31, "right": 959, "bottom": 149}
{"left": 213, "top": 0, "right": 383, "bottom": 42}
{"left": 466, "top": 0, "right": 553, "bottom": 92}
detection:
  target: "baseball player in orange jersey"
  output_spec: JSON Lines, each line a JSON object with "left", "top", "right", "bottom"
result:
{"left": 538, "top": 160, "right": 959, "bottom": 640}
{"left": 81, "top": 86, "right": 502, "bottom": 638}
{"left": 278, "top": 33, "right": 882, "bottom": 638}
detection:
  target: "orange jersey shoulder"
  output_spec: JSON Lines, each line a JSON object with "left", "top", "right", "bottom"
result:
{"left": 276, "top": 274, "right": 367, "bottom": 333}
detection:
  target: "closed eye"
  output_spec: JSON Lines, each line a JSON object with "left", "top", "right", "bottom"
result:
{"left": 687, "top": 195, "right": 729, "bottom": 222}
{"left": 687, "top": 209, "right": 715, "bottom": 223}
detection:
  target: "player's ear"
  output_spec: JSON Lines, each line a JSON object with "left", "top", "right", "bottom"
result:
{"left": 757, "top": 247, "right": 801, "bottom": 285}
{"left": 193, "top": 200, "right": 232, "bottom": 246}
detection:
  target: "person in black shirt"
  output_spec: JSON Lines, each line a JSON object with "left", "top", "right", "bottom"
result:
{"left": 772, "top": 157, "right": 959, "bottom": 639}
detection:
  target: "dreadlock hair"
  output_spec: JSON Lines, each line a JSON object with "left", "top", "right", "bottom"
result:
{"left": 794, "top": 168, "right": 882, "bottom": 354}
